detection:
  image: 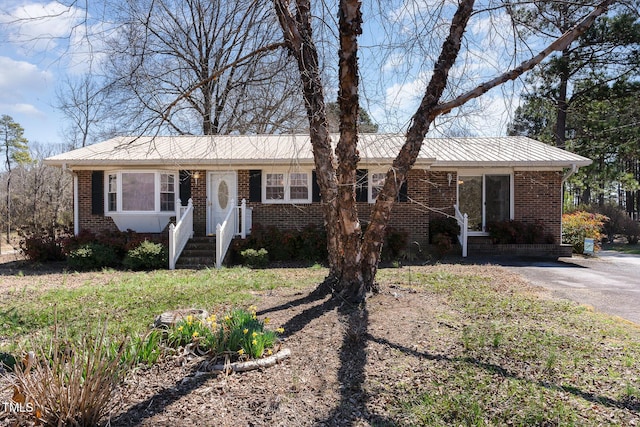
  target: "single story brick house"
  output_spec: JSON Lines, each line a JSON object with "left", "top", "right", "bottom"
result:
{"left": 44, "top": 134, "right": 591, "bottom": 264}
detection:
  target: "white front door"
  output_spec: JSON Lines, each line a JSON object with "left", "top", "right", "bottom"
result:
{"left": 207, "top": 171, "right": 237, "bottom": 235}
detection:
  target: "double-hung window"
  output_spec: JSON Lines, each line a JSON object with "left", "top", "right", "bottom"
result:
{"left": 263, "top": 171, "right": 311, "bottom": 203}
{"left": 106, "top": 171, "right": 177, "bottom": 213}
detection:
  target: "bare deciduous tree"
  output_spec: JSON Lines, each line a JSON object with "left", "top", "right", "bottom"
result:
{"left": 102, "top": 0, "right": 305, "bottom": 135}
{"left": 56, "top": 74, "right": 111, "bottom": 149}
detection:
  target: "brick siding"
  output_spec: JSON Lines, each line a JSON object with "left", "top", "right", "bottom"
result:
{"left": 76, "top": 168, "right": 564, "bottom": 250}
{"left": 513, "top": 171, "right": 563, "bottom": 243}
{"left": 76, "top": 170, "right": 119, "bottom": 234}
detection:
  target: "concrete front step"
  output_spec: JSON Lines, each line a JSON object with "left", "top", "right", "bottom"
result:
{"left": 176, "top": 237, "right": 216, "bottom": 268}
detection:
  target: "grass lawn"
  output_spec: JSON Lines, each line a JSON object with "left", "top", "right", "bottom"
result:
{"left": 0, "top": 266, "right": 325, "bottom": 346}
{"left": 603, "top": 242, "right": 640, "bottom": 255}
{"left": 2, "top": 264, "right": 640, "bottom": 425}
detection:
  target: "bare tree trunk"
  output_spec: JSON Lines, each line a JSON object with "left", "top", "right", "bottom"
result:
{"left": 273, "top": 0, "right": 342, "bottom": 291}
{"left": 360, "top": 0, "right": 476, "bottom": 290}
{"left": 333, "top": 0, "right": 366, "bottom": 299}
{"left": 554, "top": 48, "right": 570, "bottom": 149}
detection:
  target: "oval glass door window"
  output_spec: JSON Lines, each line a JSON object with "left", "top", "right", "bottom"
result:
{"left": 218, "top": 180, "right": 229, "bottom": 209}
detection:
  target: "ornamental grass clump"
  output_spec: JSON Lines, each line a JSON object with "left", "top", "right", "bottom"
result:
{"left": 11, "top": 322, "right": 132, "bottom": 426}
{"left": 166, "top": 306, "right": 283, "bottom": 361}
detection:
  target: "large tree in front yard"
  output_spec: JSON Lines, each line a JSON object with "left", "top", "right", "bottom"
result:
{"left": 271, "top": 0, "right": 617, "bottom": 302}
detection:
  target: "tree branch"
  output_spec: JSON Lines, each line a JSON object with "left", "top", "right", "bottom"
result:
{"left": 161, "top": 41, "right": 286, "bottom": 121}
{"left": 432, "top": 0, "right": 617, "bottom": 118}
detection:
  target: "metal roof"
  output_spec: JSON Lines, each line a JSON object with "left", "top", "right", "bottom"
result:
{"left": 44, "top": 134, "right": 591, "bottom": 169}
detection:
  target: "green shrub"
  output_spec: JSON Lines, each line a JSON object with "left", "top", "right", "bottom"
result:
{"left": 123, "top": 240, "right": 167, "bottom": 270}
{"left": 297, "top": 224, "right": 328, "bottom": 261}
{"left": 67, "top": 243, "right": 120, "bottom": 270}
{"left": 240, "top": 248, "right": 269, "bottom": 268}
{"left": 63, "top": 229, "right": 146, "bottom": 259}
{"left": 231, "top": 222, "right": 327, "bottom": 265}
{"left": 562, "top": 211, "right": 608, "bottom": 253}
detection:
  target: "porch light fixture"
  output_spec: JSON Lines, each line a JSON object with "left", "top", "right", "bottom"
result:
{"left": 193, "top": 171, "right": 201, "bottom": 185}
{"left": 447, "top": 173, "right": 452, "bottom": 186}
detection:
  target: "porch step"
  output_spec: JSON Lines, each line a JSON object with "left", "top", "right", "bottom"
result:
{"left": 467, "top": 235, "right": 493, "bottom": 245}
{"left": 175, "top": 237, "right": 216, "bottom": 268}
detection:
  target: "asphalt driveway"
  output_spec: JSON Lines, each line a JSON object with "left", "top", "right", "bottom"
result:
{"left": 495, "top": 251, "right": 640, "bottom": 325}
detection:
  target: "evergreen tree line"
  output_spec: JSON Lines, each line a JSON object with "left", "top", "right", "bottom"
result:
{"left": 507, "top": 4, "right": 640, "bottom": 214}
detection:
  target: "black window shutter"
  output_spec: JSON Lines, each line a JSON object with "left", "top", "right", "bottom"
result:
{"left": 312, "top": 171, "right": 321, "bottom": 202}
{"left": 249, "top": 170, "right": 262, "bottom": 202}
{"left": 398, "top": 180, "right": 408, "bottom": 202}
{"left": 179, "top": 170, "right": 191, "bottom": 206}
{"left": 91, "top": 171, "right": 104, "bottom": 215}
{"left": 355, "top": 169, "right": 368, "bottom": 202}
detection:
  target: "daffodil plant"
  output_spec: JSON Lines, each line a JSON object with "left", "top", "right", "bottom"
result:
{"left": 166, "top": 306, "right": 283, "bottom": 360}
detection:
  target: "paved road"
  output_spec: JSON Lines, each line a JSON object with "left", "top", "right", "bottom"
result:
{"left": 497, "top": 251, "right": 640, "bottom": 325}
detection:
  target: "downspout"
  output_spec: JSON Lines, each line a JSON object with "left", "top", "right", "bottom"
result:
{"left": 73, "top": 172, "right": 79, "bottom": 236}
{"left": 562, "top": 164, "right": 578, "bottom": 184}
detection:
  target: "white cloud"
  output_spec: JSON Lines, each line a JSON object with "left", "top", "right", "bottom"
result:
{"left": 0, "top": 102, "right": 44, "bottom": 117}
{"left": 0, "top": 1, "right": 84, "bottom": 52}
{"left": 0, "top": 56, "right": 52, "bottom": 99}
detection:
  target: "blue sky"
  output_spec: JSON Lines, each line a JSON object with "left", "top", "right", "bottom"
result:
{"left": 0, "top": 0, "right": 526, "bottom": 149}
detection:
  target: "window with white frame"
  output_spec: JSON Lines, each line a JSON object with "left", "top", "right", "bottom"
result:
{"left": 160, "top": 173, "right": 175, "bottom": 211}
{"left": 108, "top": 174, "right": 117, "bottom": 212}
{"left": 265, "top": 173, "right": 285, "bottom": 200}
{"left": 263, "top": 171, "right": 311, "bottom": 203}
{"left": 106, "top": 171, "right": 177, "bottom": 213}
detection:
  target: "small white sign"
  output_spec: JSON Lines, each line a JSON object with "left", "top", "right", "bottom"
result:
{"left": 584, "top": 238, "right": 595, "bottom": 255}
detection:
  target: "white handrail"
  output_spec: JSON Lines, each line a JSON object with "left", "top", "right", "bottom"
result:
{"left": 169, "top": 198, "right": 194, "bottom": 269}
{"left": 216, "top": 198, "right": 237, "bottom": 269}
{"left": 235, "top": 199, "right": 252, "bottom": 238}
{"left": 454, "top": 204, "right": 468, "bottom": 257}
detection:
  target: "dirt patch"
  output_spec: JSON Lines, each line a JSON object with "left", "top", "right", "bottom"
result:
{"left": 105, "top": 285, "right": 451, "bottom": 426}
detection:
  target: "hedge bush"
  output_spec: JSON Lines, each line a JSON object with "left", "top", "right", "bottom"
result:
{"left": 123, "top": 241, "right": 167, "bottom": 270}
{"left": 67, "top": 243, "right": 120, "bottom": 271}
{"left": 588, "top": 204, "right": 640, "bottom": 244}
{"left": 19, "top": 229, "right": 69, "bottom": 262}
{"left": 240, "top": 248, "right": 269, "bottom": 268}
{"left": 487, "top": 220, "right": 553, "bottom": 244}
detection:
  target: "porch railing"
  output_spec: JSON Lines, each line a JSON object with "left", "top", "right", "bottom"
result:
{"left": 454, "top": 204, "right": 468, "bottom": 257}
{"left": 216, "top": 198, "right": 237, "bottom": 269}
{"left": 214, "top": 199, "right": 252, "bottom": 268}
{"left": 169, "top": 198, "right": 194, "bottom": 270}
